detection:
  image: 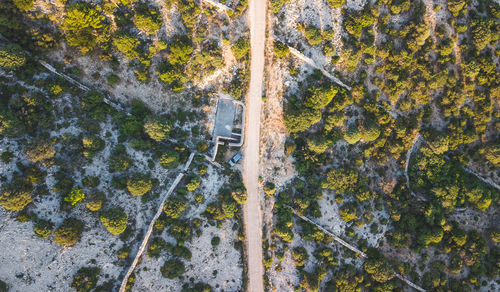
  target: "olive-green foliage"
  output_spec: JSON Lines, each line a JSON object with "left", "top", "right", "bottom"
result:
{"left": 82, "top": 135, "right": 105, "bottom": 159}
{"left": 328, "top": 265, "right": 363, "bottom": 292}
{"left": 418, "top": 226, "right": 444, "bottom": 247}
{"left": 33, "top": 219, "right": 53, "bottom": 238}
{"left": 12, "top": 0, "right": 33, "bottom": 11}
{"left": 304, "top": 84, "right": 338, "bottom": 109}
{"left": 480, "top": 142, "right": 500, "bottom": 166}
{"left": 160, "top": 150, "right": 180, "bottom": 168}
{"left": 343, "top": 9, "right": 374, "bottom": 38}
{"left": 343, "top": 124, "right": 361, "bottom": 144}
{"left": 470, "top": 18, "right": 498, "bottom": 51}
{"left": 292, "top": 246, "right": 308, "bottom": 267}
{"left": 283, "top": 107, "right": 321, "bottom": 133}
{"left": 327, "top": 0, "right": 345, "bottom": 8}
{"left": 86, "top": 191, "right": 105, "bottom": 211}
{"left": 118, "top": 247, "right": 130, "bottom": 259}
{"left": 273, "top": 40, "right": 290, "bottom": 58}
{"left": 0, "top": 279, "right": 7, "bottom": 292}
{"left": 112, "top": 32, "right": 141, "bottom": 59}
{"left": 270, "top": 0, "right": 286, "bottom": 13}
{"left": 169, "top": 36, "right": 194, "bottom": 65}
{"left": 100, "top": 208, "right": 128, "bottom": 235}
{"left": 61, "top": 3, "right": 109, "bottom": 54}
{"left": 0, "top": 178, "right": 32, "bottom": 211}
{"left": 109, "top": 150, "right": 132, "bottom": 172}
{"left": 126, "top": 173, "right": 152, "bottom": 196}
{"left": 339, "top": 202, "right": 357, "bottom": 222}
{"left": 304, "top": 26, "right": 322, "bottom": 46}
{"left": 360, "top": 120, "right": 381, "bottom": 142}
{"left": 25, "top": 138, "right": 55, "bottom": 163}
{"left": 64, "top": 188, "right": 85, "bottom": 206}
{"left": 53, "top": 218, "right": 84, "bottom": 246}
{"left": 447, "top": 0, "right": 467, "bottom": 17}
{"left": 161, "top": 259, "right": 185, "bottom": 279}
{"left": 156, "top": 61, "right": 188, "bottom": 91}
{"left": 134, "top": 4, "right": 162, "bottom": 35}
{"left": 71, "top": 267, "right": 100, "bottom": 292}
{"left": 264, "top": 182, "right": 276, "bottom": 196}
{"left": 323, "top": 168, "right": 358, "bottom": 193}
{"left": 231, "top": 184, "right": 248, "bottom": 204}
{"left": 185, "top": 175, "right": 201, "bottom": 192}
{"left": 300, "top": 266, "right": 327, "bottom": 292}
{"left": 0, "top": 44, "right": 26, "bottom": 69}
{"left": 81, "top": 91, "right": 108, "bottom": 121}
{"left": 147, "top": 237, "right": 166, "bottom": 258}
{"left": 324, "top": 113, "right": 344, "bottom": 131}
{"left": 306, "top": 135, "right": 330, "bottom": 154}
{"left": 144, "top": 117, "right": 171, "bottom": 142}
{"left": 231, "top": 37, "right": 250, "bottom": 59}
{"left": 490, "top": 227, "right": 500, "bottom": 243}
{"left": 163, "top": 198, "right": 187, "bottom": 219}
{"left": 363, "top": 251, "right": 394, "bottom": 283}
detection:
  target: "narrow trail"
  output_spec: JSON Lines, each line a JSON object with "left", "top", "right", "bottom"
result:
{"left": 242, "top": 0, "right": 266, "bottom": 290}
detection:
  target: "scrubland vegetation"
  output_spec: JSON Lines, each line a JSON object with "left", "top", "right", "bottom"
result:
{"left": 266, "top": 0, "right": 499, "bottom": 290}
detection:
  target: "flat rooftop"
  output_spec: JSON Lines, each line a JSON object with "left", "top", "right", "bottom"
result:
{"left": 213, "top": 98, "right": 236, "bottom": 140}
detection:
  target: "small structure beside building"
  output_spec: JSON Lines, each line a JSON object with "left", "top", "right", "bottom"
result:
{"left": 210, "top": 96, "right": 245, "bottom": 161}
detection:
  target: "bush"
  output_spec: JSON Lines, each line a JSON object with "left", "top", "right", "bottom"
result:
{"left": 292, "top": 247, "right": 308, "bottom": 267}
{"left": 118, "top": 247, "right": 130, "bottom": 259}
{"left": 25, "top": 138, "right": 55, "bottom": 163}
{"left": 232, "top": 37, "right": 250, "bottom": 59}
{"left": 106, "top": 74, "right": 121, "bottom": 85}
{"left": 344, "top": 125, "right": 361, "bottom": 144}
{"left": 264, "top": 182, "right": 276, "bottom": 196}
{"left": 33, "top": 219, "right": 53, "bottom": 238}
{"left": 144, "top": 117, "right": 171, "bottom": 142}
{"left": 61, "top": 3, "right": 109, "bottom": 54}
{"left": 169, "top": 36, "right": 194, "bottom": 65}
{"left": 185, "top": 175, "right": 201, "bottom": 192}
{"left": 211, "top": 236, "right": 220, "bottom": 246}
{"left": 0, "top": 177, "right": 32, "bottom": 211}
{"left": 274, "top": 40, "right": 290, "bottom": 58}
{"left": 0, "top": 44, "right": 26, "bottom": 69}
{"left": 161, "top": 259, "right": 185, "bottom": 279}
{"left": 134, "top": 4, "right": 162, "bottom": 35}
{"left": 283, "top": 107, "right": 322, "bottom": 133}
{"left": 327, "top": 0, "right": 345, "bottom": 8}
{"left": 126, "top": 173, "right": 152, "bottom": 196}
{"left": 86, "top": 191, "right": 105, "bottom": 212}
{"left": 304, "top": 26, "right": 323, "bottom": 46}
{"left": 304, "top": 84, "right": 338, "bottom": 109}
{"left": 13, "top": 0, "right": 34, "bottom": 11}
{"left": 100, "top": 208, "right": 128, "bottom": 235}
{"left": 160, "top": 150, "right": 180, "bottom": 168}
{"left": 71, "top": 267, "right": 100, "bottom": 292}
{"left": 63, "top": 188, "right": 85, "bottom": 206}
{"left": 322, "top": 168, "right": 358, "bottom": 193}
{"left": 0, "top": 280, "right": 7, "bottom": 292}
{"left": 270, "top": 0, "right": 286, "bottom": 13}
{"left": 147, "top": 237, "right": 166, "bottom": 258}
{"left": 112, "top": 32, "right": 140, "bottom": 59}
{"left": 163, "top": 198, "right": 187, "bottom": 218}
{"left": 53, "top": 218, "right": 84, "bottom": 246}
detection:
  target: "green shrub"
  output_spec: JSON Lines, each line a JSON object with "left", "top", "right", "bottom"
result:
{"left": 86, "top": 191, "right": 105, "bottom": 212}
{"left": 185, "top": 175, "right": 201, "bottom": 192}
{"left": 63, "top": 188, "right": 85, "bottom": 206}
{"left": 33, "top": 219, "right": 53, "bottom": 238}
{"left": 211, "top": 236, "right": 220, "bottom": 246}
{"left": 304, "top": 84, "right": 338, "bottom": 109}
{"left": 0, "top": 179, "right": 32, "bottom": 211}
{"left": 161, "top": 259, "right": 185, "bottom": 279}
{"left": 144, "top": 117, "right": 171, "bottom": 142}
{"left": 169, "top": 36, "right": 194, "bottom": 65}
{"left": 322, "top": 168, "right": 358, "bottom": 193}
{"left": 274, "top": 40, "right": 290, "bottom": 58}
{"left": 127, "top": 173, "right": 152, "bottom": 196}
{"left": 109, "top": 148, "right": 132, "bottom": 172}
{"left": 292, "top": 247, "right": 308, "bottom": 267}
{"left": 0, "top": 44, "right": 26, "bottom": 69}
{"left": 232, "top": 37, "right": 250, "bottom": 59}
{"left": 118, "top": 247, "right": 130, "bottom": 259}
{"left": 327, "top": 0, "right": 345, "bottom": 8}
{"left": 304, "top": 26, "right": 322, "bottom": 46}
{"left": 147, "top": 237, "right": 166, "bottom": 258}
{"left": 100, "top": 208, "right": 128, "bottom": 235}
{"left": 270, "top": 0, "right": 286, "bottom": 13}
{"left": 53, "top": 218, "right": 84, "bottom": 246}
{"left": 71, "top": 267, "right": 100, "bottom": 292}
{"left": 283, "top": 107, "right": 321, "bottom": 133}
{"left": 112, "top": 32, "right": 140, "bottom": 59}
{"left": 13, "top": 0, "right": 34, "bottom": 10}
{"left": 163, "top": 198, "right": 187, "bottom": 218}
{"left": 134, "top": 4, "right": 162, "bottom": 35}
{"left": 25, "top": 138, "right": 55, "bottom": 163}
{"left": 107, "top": 74, "right": 121, "bottom": 85}
{"left": 0, "top": 280, "right": 7, "bottom": 292}
{"left": 160, "top": 150, "right": 180, "bottom": 168}
{"left": 344, "top": 125, "right": 361, "bottom": 144}
{"left": 264, "top": 182, "right": 276, "bottom": 196}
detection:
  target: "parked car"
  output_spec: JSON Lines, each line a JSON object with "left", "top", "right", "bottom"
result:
{"left": 228, "top": 152, "right": 243, "bottom": 167}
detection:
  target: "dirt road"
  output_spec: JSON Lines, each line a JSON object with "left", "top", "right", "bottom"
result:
{"left": 243, "top": 0, "right": 266, "bottom": 291}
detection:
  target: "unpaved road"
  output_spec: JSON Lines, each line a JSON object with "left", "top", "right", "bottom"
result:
{"left": 243, "top": 0, "right": 266, "bottom": 291}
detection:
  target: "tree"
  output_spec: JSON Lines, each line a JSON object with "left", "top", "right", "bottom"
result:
{"left": 270, "top": 0, "right": 286, "bottom": 13}
{"left": 82, "top": 136, "right": 105, "bottom": 159}
{"left": 169, "top": 36, "right": 194, "bottom": 65}
{"left": 161, "top": 259, "right": 185, "bottom": 279}
{"left": 339, "top": 202, "right": 358, "bottom": 222}
{"left": 0, "top": 44, "right": 26, "bottom": 69}
{"left": 480, "top": 142, "right": 500, "bottom": 166}
{"left": 292, "top": 247, "right": 308, "bottom": 267}
{"left": 274, "top": 40, "right": 289, "bottom": 57}
{"left": 264, "top": 182, "right": 276, "bottom": 196}
{"left": 447, "top": 0, "right": 467, "bottom": 17}
{"left": 232, "top": 37, "right": 250, "bottom": 59}
{"left": 344, "top": 125, "right": 361, "bottom": 144}
{"left": 25, "top": 138, "right": 55, "bottom": 163}
{"left": 0, "top": 178, "right": 32, "bottom": 211}
{"left": 53, "top": 218, "right": 84, "bottom": 246}
{"left": 470, "top": 19, "right": 497, "bottom": 51}
{"left": 304, "top": 84, "right": 338, "bottom": 109}
{"left": 304, "top": 26, "right": 322, "bottom": 46}
{"left": 284, "top": 107, "right": 321, "bottom": 133}
{"left": 64, "top": 188, "right": 85, "bottom": 206}
{"left": 306, "top": 135, "right": 330, "bottom": 154}
{"left": 160, "top": 150, "right": 179, "bottom": 168}
{"left": 147, "top": 237, "right": 166, "bottom": 258}
{"left": 185, "top": 175, "right": 201, "bottom": 192}
{"left": 364, "top": 254, "right": 394, "bottom": 283}
{"left": 33, "top": 219, "right": 53, "bottom": 238}
{"left": 61, "top": 3, "right": 109, "bottom": 54}
{"left": 134, "top": 4, "right": 162, "bottom": 35}
{"left": 71, "top": 267, "right": 100, "bottom": 292}
{"left": 86, "top": 191, "right": 105, "bottom": 212}
{"left": 13, "top": 0, "right": 34, "bottom": 11}
{"left": 144, "top": 117, "right": 171, "bottom": 142}
{"left": 100, "top": 208, "right": 127, "bottom": 235}
{"left": 126, "top": 173, "right": 152, "bottom": 196}
{"left": 112, "top": 32, "right": 140, "bottom": 59}
{"left": 163, "top": 198, "right": 187, "bottom": 218}
{"left": 360, "top": 120, "right": 380, "bottom": 142}
{"left": 322, "top": 168, "right": 358, "bottom": 193}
